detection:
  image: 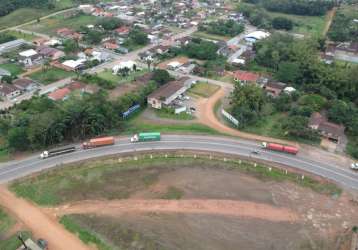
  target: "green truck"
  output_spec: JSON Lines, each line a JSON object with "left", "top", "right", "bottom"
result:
{"left": 131, "top": 132, "right": 161, "bottom": 142}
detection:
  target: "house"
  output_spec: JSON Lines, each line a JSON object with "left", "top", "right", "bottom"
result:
{"left": 62, "top": 59, "right": 86, "bottom": 71}
{"left": 308, "top": 112, "right": 345, "bottom": 143}
{"left": 115, "top": 26, "right": 130, "bottom": 36}
{"left": 78, "top": 4, "right": 94, "bottom": 14}
{"left": 36, "top": 46, "right": 65, "bottom": 60}
{"left": 167, "top": 61, "right": 183, "bottom": 70}
{"left": 147, "top": 77, "right": 194, "bottom": 109}
{"left": 244, "top": 31, "right": 270, "bottom": 43}
{"left": 13, "top": 78, "right": 38, "bottom": 92}
{"left": 56, "top": 28, "right": 82, "bottom": 40}
{"left": 233, "top": 70, "right": 260, "bottom": 85}
{"left": 48, "top": 87, "right": 71, "bottom": 101}
{"left": 112, "top": 61, "right": 137, "bottom": 74}
{"left": 263, "top": 82, "right": 286, "bottom": 97}
{"left": 149, "top": 45, "right": 170, "bottom": 55}
{"left": 0, "top": 68, "right": 11, "bottom": 79}
{"left": 103, "top": 42, "right": 119, "bottom": 50}
{"left": 33, "top": 37, "right": 49, "bottom": 46}
{"left": 18, "top": 49, "right": 42, "bottom": 67}
{"left": 0, "top": 83, "right": 21, "bottom": 100}
{"left": 0, "top": 39, "right": 27, "bottom": 55}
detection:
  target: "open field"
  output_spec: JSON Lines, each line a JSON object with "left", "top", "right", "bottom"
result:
{"left": 98, "top": 69, "right": 149, "bottom": 85}
{"left": 192, "top": 31, "right": 230, "bottom": 41}
{"left": 10, "top": 155, "right": 356, "bottom": 250}
{"left": 23, "top": 13, "right": 98, "bottom": 36}
{"left": 0, "top": 63, "right": 24, "bottom": 76}
{"left": 189, "top": 82, "right": 220, "bottom": 98}
{"left": 29, "top": 68, "right": 75, "bottom": 85}
{"left": 0, "top": 0, "right": 76, "bottom": 30}
{"left": 3, "top": 30, "right": 38, "bottom": 42}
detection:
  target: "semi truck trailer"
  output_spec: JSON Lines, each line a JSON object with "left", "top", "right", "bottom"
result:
{"left": 262, "top": 142, "right": 298, "bottom": 155}
{"left": 82, "top": 136, "right": 115, "bottom": 149}
{"left": 131, "top": 132, "right": 161, "bottom": 142}
{"left": 40, "top": 146, "right": 76, "bottom": 159}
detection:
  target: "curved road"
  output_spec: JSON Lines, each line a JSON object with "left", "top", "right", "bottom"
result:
{"left": 0, "top": 135, "right": 357, "bottom": 190}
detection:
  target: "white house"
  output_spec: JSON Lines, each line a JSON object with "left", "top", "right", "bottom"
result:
{"left": 112, "top": 61, "right": 137, "bottom": 74}
{"left": 19, "top": 49, "right": 41, "bottom": 67}
{"left": 245, "top": 31, "right": 270, "bottom": 43}
{"left": 167, "top": 61, "right": 182, "bottom": 70}
{"left": 62, "top": 59, "right": 86, "bottom": 71}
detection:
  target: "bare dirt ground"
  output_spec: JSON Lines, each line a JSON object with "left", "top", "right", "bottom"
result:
{"left": 48, "top": 199, "right": 298, "bottom": 222}
{"left": 323, "top": 7, "right": 337, "bottom": 36}
{"left": 38, "top": 167, "right": 358, "bottom": 249}
{"left": 0, "top": 186, "right": 90, "bottom": 250}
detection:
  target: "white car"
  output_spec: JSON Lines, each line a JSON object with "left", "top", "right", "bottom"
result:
{"left": 351, "top": 163, "right": 358, "bottom": 170}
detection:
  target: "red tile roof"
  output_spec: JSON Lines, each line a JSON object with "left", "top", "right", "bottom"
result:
{"left": 233, "top": 70, "right": 260, "bottom": 82}
{"left": 48, "top": 88, "right": 71, "bottom": 101}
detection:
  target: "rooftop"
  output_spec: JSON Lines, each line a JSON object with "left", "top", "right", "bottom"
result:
{"left": 233, "top": 70, "right": 260, "bottom": 82}
{"left": 148, "top": 79, "right": 185, "bottom": 101}
{"left": 48, "top": 88, "right": 71, "bottom": 101}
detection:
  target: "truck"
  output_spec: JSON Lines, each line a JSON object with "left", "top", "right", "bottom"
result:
{"left": 131, "top": 132, "right": 161, "bottom": 142}
{"left": 262, "top": 142, "right": 298, "bottom": 155}
{"left": 40, "top": 146, "right": 76, "bottom": 159}
{"left": 82, "top": 136, "right": 115, "bottom": 149}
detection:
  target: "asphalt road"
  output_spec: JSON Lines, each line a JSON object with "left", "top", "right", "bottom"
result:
{"left": 0, "top": 135, "right": 357, "bottom": 190}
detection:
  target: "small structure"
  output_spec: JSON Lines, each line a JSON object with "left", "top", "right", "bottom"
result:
{"left": 48, "top": 87, "right": 71, "bottom": 101}
{"left": 19, "top": 49, "right": 41, "bottom": 67}
{"left": 147, "top": 77, "right": 194, "bottom": 109}
{"left": 112, "top": 61, "right": 136, "bottom": 74}
{"left": 0, "top": 39, "right": 27, "bottom": 55}
{"left": 0, "top": 68, "right": 11, "bottom": 79}
{"left": 13, "top": 78, "right": 38, "bottom": 92}
{"left": 62, "top": 59, "right": 86, "bottom": 71}
{"left": 233, "top": 70, "right": 260, "bottom": 85}
{"left": 244, "top": 31, "right": 270, "bottom": 43}
{"left": 37, "top": 46, "right": 65, "bottom": 60}
{"left": 263, "top": 82, "right": 286, "bottom": 97}
{"left": 167, "top": 61, "right": 182, "bottom": 70}
{"left": 308, "top": 112, "right": 345, "bottom": 143}
{"left": 0, "top": 83, "right": 21, "bottom": 100}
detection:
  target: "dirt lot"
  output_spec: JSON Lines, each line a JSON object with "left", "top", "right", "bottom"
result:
{"left": 14, "top": 159, "right": 356, "bottom": 250}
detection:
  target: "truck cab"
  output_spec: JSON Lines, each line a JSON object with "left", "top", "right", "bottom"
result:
{"left": 351, "top": 163, "right": 358, "bottom": 171}
{"left": 40, "top": 151, "right": 49, "bottom": 159}
{"left": 131, "top": 134, "right": 139, "bottom": 142}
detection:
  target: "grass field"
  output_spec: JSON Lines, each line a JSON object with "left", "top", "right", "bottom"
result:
{"left": 0, "top": 0, "right": 76, "bottom": 30}
{"left": 0, "top": 208, "right": 14, "bottom": 235}
{"left": 267, "top": 11, "right": 327, "bottom": 37}
{"left": 192, "top": 31, "right": 230, "bottom": 41}
{"left": 29, "top": 68, "right": 75, "bottom": 85}
{"left": 24, "top": 13, "right": 98, "bottom": 35}
{"left": 155, "top": 109, "right": 194, "bottom": 120}
{"left": 189, "top": 82, "right": 220, "bottom": 98}
{"left": 98, "top": 69, "right": 149, "bottom": 85}
{"left": 3, "top": 30, "right": 38, "bottom": 42}
{"left": 0, "top": 63, "right": 24, "bottom": 76}
{"left": 10, "top": 154, "right": 342, "bottom": 207}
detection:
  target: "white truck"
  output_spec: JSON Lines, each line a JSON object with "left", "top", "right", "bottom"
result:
{"left": 351, "top": 163, "right": 358, "bottom": 171}
{"left": 40, "top": 146, "right": 76, "bottom": 159}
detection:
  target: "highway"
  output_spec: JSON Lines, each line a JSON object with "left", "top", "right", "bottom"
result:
{"left": 0, "top": 135, "right": 357, "bottom": 191}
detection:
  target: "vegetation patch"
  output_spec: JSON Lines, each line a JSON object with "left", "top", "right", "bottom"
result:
{"left": 0, "top": 208, "right": 14, "bottom": 235}
{"left": 155, "top": 107, "right": 193, "bottom": 121}
{"left": 0, "top": 231, "right": 31, "bottom": 250}
{"left": 28, "top": 68, "right": 75, "bottom": 85}
{"left": 189, "top": 82, "right": 220, "bottom": 98}
{"left": 161, "top": 186, "right": 184, "bottom": 200}
{"left": 11, "top": 154, "right": 342, "bottom": 207}
{"left": 0, "top": 63, "right": 24, "bottom": 76}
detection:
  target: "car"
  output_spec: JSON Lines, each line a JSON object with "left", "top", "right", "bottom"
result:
{"left": 190, "top": 107, "right": 196, "bottom": 112}
{"left": 351, "top": 163, "right": 358, "bottom": 170}
{"left": 251, "top": 150, "right": 260, "bottom": 154}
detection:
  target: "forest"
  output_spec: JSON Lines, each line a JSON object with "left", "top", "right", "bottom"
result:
{"left": 0, "top": 0, "right": 54, "bottom": 17}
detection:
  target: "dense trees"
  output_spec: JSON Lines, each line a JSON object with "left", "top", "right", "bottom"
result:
{"left": 128, "top": 27, "right": 149, "bottom": 46}
{"left": 182, "top": 38, "right": 219, "bottom": 60}
{"left": 0, "top": 33, "right": 16, "bottom": 44}
{"left": 2, "top": 79, "right": 158, "bottom": 151}
{"left": 238, "top": 4, "right": 272, "bottom": 29}
{"left": 230, "top": 84, "right": 266, "bottom": 128}
{"left": 199, "top": 20, "right": 244, "bottom": 36}
{"left": 272, "top": 17, "right": 293, "bottom": 30}
{"left": 328, "top": 12, "right": 358, "bottom": 42}
{"left": 152, "top": 69, "right": 172, "bottom": 86}
{"left": 0, "top": 0, "right": 51, "bottom": 17}
{"left": 97, "top": 17, "right": 123, "bottom": 31}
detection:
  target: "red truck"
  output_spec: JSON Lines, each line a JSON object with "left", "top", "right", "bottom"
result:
{"left": 82, "top": 136, "right": 115, "bottom": 149}
{"left": 262, "top": 142, "right": 298, "bottom": 155}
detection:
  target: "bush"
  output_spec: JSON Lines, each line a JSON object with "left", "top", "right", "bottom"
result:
{"left": 272, "top": 17, "right": 293, "bottom": 30}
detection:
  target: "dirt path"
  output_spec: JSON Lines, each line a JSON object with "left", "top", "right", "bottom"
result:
{"left": 323, "top": 7, "right": 337, "bottom": 36}
{"left": 48, "top": 199, "right": 298, "bottom": 222}
{"left": 0, "top": 186, "right": 90, "bottom": 250}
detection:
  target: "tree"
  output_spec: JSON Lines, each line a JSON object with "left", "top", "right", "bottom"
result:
{"left": 85, "top": 30, "right": 104, "bottom": 45}
{"left": 272, "top": 17, "right": 293, "bottom": 30}
{"left": 230, "top": 84, "right": 266, "bottom": 128}
{"left": 128, "top": 27, "right": 149, "bottom": 45}
{"left": 97, "top": 17, "right": 123, "bottom": 31}
{"left": 63, "top": 39, "right": 79, "bottom": 54}
{"left": 282, "top": 115, "right": 320, "bottom": 140}
{"left": 276, "top": 61, "right": 301, "bottom": 83}
{"left": 7, "top": 127, "right": 29, "bottom": 151}
{"left": 152, "top": 69, "right": 171, "bottom": 85}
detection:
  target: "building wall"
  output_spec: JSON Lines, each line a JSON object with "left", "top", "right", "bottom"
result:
{"left": 148, "top": 97, "right": 162, "bottom": 109}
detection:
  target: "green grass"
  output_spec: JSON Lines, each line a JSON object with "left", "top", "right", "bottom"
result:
{"left": 155, "top": 109, "right": 194, "bottom": 120}
{"left": 11, "top": 155, "right": 342, "bottom": 208}
{"left": 161, "top": 186, "right": 184, "bottom": 200}
{"left": 0, "top": 0, "right": 76, "bottom": 30}
{"left": 0, "top": 208, "right": 15, "bottom": 235}
{"left": 346, "top": 135, "right": 358, "bottom": 160}
{"left": 192, "top": 31, "right": 230, "bottom": 41}
{"left": 3, "top": 30, "right": 38, "bottom": 42}
{"left": 0, "top": 231, "right": 31, "bottom": 250}
{"left": 24, "top": 13, "right": 98, "bottom": 35}
{"left": 0, "top": 63, "right": 24, "bottom": 76}
{"left": 29, "top": 68, "right": 75, "bottom": 84}
{"left": 98, "top": 69, "right": 149, "bottom": 85}
{"left": 60, "top": 215, "right": 112, "bottom": 250}
{"left": 189, "top": 82, "right": 220, "bottom": 98}
{"left": 267, "top": 11, "right": 326, "bottom": 37}
{"left": 123, "top": 119, "right": 219, "bottom": 135}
